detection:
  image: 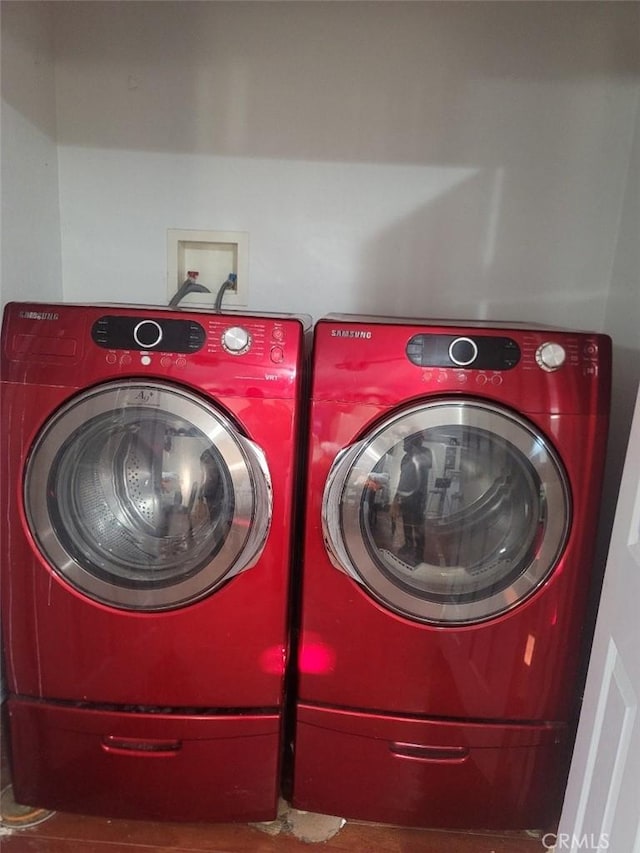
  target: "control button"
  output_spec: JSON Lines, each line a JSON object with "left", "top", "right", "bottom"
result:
{"left": 536, "top": 341, "right": 567, "bottom": 372}
{"left": 120, "top": 354, "right": 132, "bottom": 366}
{"left": 270, "top": 346, "right": 284, "bottom": 363}
{"left": 406, "top": 341, "right": 424, "bottom": 365}
{"left": 161, "top": 356, "right": 172, "bottom": 368}
{"left": 133, "top": 320, "right": 163, "bottom": 349}
{"left": 106, "top": 353, "right": 117, "bottom": 365}
{"left": 222, "top": 326, "right": 251, "bottom": 354}
{"left": 449, "top": 337, "right": 478, "bottom": 367}
{"left": 140, "top": 354, "right": 152, "bottom": 366}
{"left": 176, "top": 357, "right": 187, "bottom": 368}
{"left": 272, "top": 327, "right": 285, "bottom": 343}
{"left": 501, "top": 340, "right": 521, "bottom": 368}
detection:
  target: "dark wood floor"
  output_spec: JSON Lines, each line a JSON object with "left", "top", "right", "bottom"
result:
{"left": 1, "top": 720, "right": 546, "bottom": 852}
{"left": 0, "top": 817, "right": 548, "bottom": 853}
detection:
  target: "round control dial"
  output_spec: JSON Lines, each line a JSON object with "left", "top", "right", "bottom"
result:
{"left": 222, "top": 325, "right": 251, "bottom": 354}
{"left": 449, "top": 336, "right": 478, "bottom": 367}
{"left": 536, "top": 341, "right": 566, "bottom": 372}
{"left": 133, "top": 320, "right": 163, "bottom": 349}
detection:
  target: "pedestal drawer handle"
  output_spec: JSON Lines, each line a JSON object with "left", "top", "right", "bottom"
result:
{"left": 390, "top": 742, "right": 470, "bottom": 763}
{"left": 101, "top": 736, "right": 182, "bottom": 757}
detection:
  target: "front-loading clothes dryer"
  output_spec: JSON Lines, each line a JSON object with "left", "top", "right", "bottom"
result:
{"left": 0, "top": 301, "right": 309, "bottom": 822}
{"left": 292, "top": 314, "right": 611, "bottom": 830}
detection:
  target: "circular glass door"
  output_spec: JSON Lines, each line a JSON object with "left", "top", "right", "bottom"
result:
{"left": 322, "top": 400, "right": 571, "bottom": 624}
{"left": 25, "top": 380, "right": 272, "bottom": 611}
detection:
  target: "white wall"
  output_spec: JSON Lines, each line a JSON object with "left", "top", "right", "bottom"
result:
{"left": 51, "top": 1, "right": 639, "bottom": 328}
{"left": 593, "top": 90, "right": 640, "bottom": 571}
{"left": 1, "top": 1, "right": 62, "bottom": 307}
{"left": 605, "top": 91, "right": 640, "bottom": 454}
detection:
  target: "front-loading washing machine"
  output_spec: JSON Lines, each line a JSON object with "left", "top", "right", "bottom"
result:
{"left": 0, "top": 301, "right": 309, "bottom": 822}
{"left": 291, "top": 314, "right": 611, "bottom": 829}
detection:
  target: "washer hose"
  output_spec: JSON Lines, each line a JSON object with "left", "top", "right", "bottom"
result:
{"left": 168, "top": 275, "right": 211, "bottom": 307}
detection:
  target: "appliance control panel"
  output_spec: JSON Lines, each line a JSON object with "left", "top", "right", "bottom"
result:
{"left": 92, "top": 316, "right": 206, "bottom": 354}
{"left": 90, "top": 315, "right": 293, "bottom": 366}
{"left": 406, "top": 334, "right": 521, "bottom": 370}
{"left": 2, "top": 304, "right": 307, "bottom": 398}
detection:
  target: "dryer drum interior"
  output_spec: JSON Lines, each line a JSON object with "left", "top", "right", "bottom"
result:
{"left": 24, "top": 380, "right": 272, "bottom": 610}
{"left": 323, "top": 400, "right": 572, "bottom": 624}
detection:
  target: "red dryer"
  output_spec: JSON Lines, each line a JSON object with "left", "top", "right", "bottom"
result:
{"left": 0, "top": 301, "right": 309, "bottom": 822}
{"left": 292, "top": 315, "right": 611, "bottom": 829}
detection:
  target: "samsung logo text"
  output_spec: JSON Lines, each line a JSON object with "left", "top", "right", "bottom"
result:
{"left": 19, "top": 311, "right": 59, "bottom": 321}
{"left": 330, "top": 329, "right": 372, "bottom": 339}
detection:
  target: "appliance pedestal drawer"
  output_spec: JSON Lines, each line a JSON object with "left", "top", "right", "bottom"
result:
{"left": 293, "top": 703, "right": 568, "bottom": 830}
{"left": 8, "top": 697, "right": 282, "bottom": 822}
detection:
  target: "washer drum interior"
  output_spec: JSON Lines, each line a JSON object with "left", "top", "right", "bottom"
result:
{"left": 25, "top": 381, "right": 272, "bottom": 611}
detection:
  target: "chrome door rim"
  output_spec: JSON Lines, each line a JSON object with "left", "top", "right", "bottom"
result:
{"left": 25, "top": 380, "right": 272, "bottom": 611}
{"left": 322, "top": 400, "right": 571, "bottom": 625}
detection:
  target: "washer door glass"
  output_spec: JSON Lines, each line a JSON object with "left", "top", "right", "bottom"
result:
{"left": 322, "top": 400, "right": 571, "bottom": 624}
{"left": 25, "top": 381, "right": 272, "bottom": 611}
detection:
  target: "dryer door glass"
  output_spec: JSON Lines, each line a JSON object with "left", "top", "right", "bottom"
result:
{"left": 322, "top": 400, "right": 570, "bottom": 624}
{"left": 25, "top": 381, "right": 272, "bottom": 611}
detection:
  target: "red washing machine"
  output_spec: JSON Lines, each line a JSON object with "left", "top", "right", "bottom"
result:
{"left": 292, "top": 315, "right": 611, "bottom": 829}
{"left": 0, "top": 301, "right": 309, "bottom": 822}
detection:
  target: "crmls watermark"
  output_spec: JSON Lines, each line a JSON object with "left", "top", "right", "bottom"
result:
{"left": 542, "top": 832, "right": 610, "bottom": 850}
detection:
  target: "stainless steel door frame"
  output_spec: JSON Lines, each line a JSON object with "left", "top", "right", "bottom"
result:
{"left": 25, "top": 381, "right": 272, "bottom": 611}
{"left": 322, "top": 400, "right": 571, "bottom": 625}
